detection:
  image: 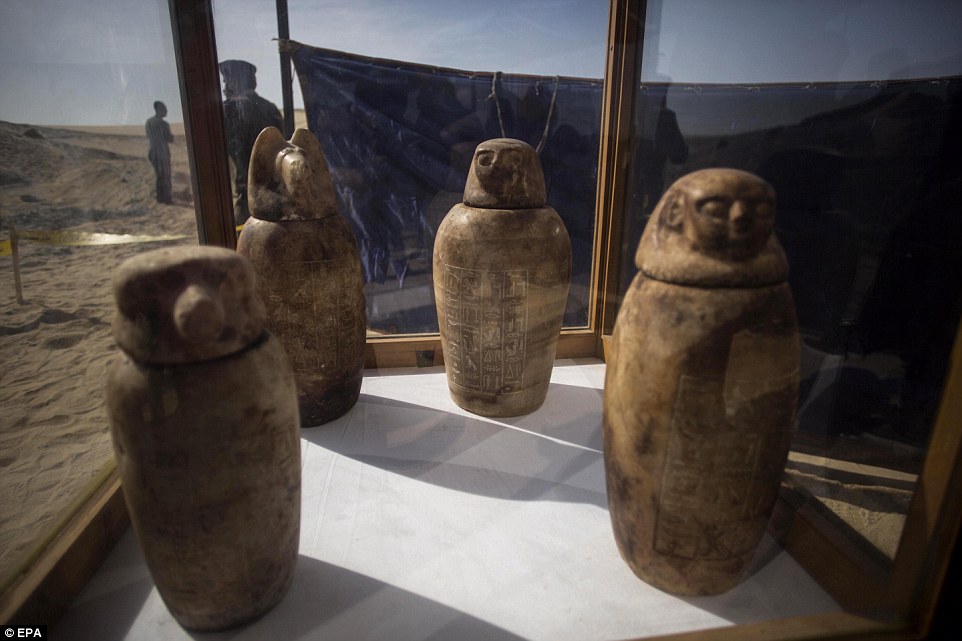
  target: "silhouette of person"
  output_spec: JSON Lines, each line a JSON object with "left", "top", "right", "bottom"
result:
{"left": 219, "top": 59, "right": 283, "bottom": 224}
{"left": 145, "top": 100, "right": 174, "bottom": 204}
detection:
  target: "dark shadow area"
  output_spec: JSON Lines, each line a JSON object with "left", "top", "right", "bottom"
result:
{"left": 53, "top": 543, "right": 525, "bottom": 641}
{"left": 50, "top": 535, "right": 156, "bottom": 641}
{"left": 287, "top": 42, "right": 602, "bottom": 332}
{"left": 300, "top": 382, "right": 606, "bottom": 507}
{"left": 615, "top": 78, "right": 960, "bottom": 569}
{"left": 928, "top": 511, "right": 962, "bottom": 639}
{"left": 497, "top": 381, "right": 605, "bottom": 452}
{"left": 676, "top": 536, "right": 820, "bottom": 626}
{"left": 621, "top": 77, "right": 962, "bottom": 453}
{"left": 50, "top": 577, "right": 155, "bottom": 640}
{"left": 189, "top": 555, "right": 525, "bottom": 641}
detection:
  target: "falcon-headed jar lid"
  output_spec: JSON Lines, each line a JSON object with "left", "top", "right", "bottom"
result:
{"left": 463, "top": 138, "right": 547, "bottom": 210}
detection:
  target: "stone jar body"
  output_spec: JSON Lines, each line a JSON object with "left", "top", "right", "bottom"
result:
{"left": 106, "top": 332, "right": 300, "bottom": 630}
{"left": 603, "top": 275, "right": 798, "bottom": 595}
{"left": 238, "top": 215, "right": 366, "bottom": 426}
{"left": 433, "top": 203, "right": 571, "bottom": 416}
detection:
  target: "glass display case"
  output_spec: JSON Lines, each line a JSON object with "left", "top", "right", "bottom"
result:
{"left": 594, "top": 0, "right": 962, "bottom": 635}
{"left": 0, "top": 0, "right": 198, "bottom": 622}
{"left": 2, "top": 0, "right": 961, "bottom": 639}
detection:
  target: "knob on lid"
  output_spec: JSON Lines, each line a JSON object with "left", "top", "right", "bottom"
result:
{"left": 111, "top": 246, "right": 266, "bottom": 364}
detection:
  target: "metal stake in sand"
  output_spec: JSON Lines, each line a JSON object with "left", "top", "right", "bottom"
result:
{"left": 7, "top": 218, "right": 24, "bottom": 305}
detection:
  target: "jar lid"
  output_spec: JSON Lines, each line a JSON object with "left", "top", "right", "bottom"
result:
{"left": 636, "top": 168, "right": 789, "bottom": 287}
{"left": 463, "top": 138, "right": 547, "bottom": 209}
{"left": 247, "top": 127, "right": 339, "bottom": 222}
{"left": 111, "top": 246, "right": 266, "bottom": 364}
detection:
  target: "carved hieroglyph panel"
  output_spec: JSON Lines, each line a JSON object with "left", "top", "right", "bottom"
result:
{"left": 264, "top": 259, "right": 363, "bottom": 376}
{"left": 653, "top": 330, "right": 797, "bottom": 561}
{"left": 442, "top": 265, "right": 528, "bottom": 395}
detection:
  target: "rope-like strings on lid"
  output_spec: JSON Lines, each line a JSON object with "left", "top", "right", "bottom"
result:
{"left": 488, "top": 72, "right": 560, "bottom": 154}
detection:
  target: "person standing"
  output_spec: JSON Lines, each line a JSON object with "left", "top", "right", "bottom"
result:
{"left": 219, "top": 60, "right": 283, "bottom": 224}
{"left": 145, "top": 100, "right": 174, "bottom": 205}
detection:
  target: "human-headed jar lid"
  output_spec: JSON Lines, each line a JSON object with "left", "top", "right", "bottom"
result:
{"left": 111, "top": 246, "right": 267, "bottom": 365}
{"left": 463, "top": 138, "right": 547, "bottom": 210}
{"left": 636, "top": 168, "right": 789, "bottom": 288}
{"left": 247, "top": 127, "right": 340, "bottom": 222}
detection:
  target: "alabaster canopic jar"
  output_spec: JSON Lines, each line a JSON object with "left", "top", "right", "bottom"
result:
{"left": 105, "top": 246, "right": 300, "bottom": 631}
{"left": 603, "top": 168, "right": 799, "bottom": 596}
{"left": 237, "top": 127, "right": 366, "bottom": 427}
{"left": 433, "top": 138, "right": 571, "bottom": 417}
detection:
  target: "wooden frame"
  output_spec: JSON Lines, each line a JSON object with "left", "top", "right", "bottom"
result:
{"left": 3, "top": 1, "right": 961, "bottom": 638}
{"left": 0, "top": 466, "right": 127, "bottom": 626}
{"left": 595, "top": 0, "right": 645, "bottom": 340}
{"left": 169, "top": 0, "right": 236, "bottom": 248}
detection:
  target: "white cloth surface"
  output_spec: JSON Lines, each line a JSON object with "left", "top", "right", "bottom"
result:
{"left": 54, "top": 359, "right": 839, "bottom": 641}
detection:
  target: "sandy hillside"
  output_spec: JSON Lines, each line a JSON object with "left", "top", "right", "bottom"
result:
{"left": 0, "top": 120, "right": 196, "bottom": 585}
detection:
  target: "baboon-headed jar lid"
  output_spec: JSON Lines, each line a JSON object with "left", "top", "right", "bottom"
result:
{"left": 111, "top": 246, "right": 267, "bottom": 365}
{"left": 463, "top": 138, "right": 547, "bottom": 210}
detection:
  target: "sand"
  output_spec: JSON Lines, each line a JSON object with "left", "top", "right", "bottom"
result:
{"left": 0, "top": 119, "right": 196, "bottom": 586}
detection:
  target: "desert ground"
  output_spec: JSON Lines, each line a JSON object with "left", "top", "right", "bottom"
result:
{"left": 0, "top": 118, "right": 197, "bottom": 586}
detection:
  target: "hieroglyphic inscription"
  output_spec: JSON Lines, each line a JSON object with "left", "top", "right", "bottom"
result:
{"left": 653, "top": 373, "right": 795, "bottom": 560}
{"left": 266, "top": 259, "right": 362, "bottom": 376}
{"left": 443, "top": 265, "right": 527, "bottom": 395}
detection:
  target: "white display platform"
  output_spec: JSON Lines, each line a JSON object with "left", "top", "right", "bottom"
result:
{"left": 54, "top": 359, "right": 839, "bottom": 640}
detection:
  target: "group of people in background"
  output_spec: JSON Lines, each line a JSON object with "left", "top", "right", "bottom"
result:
{"left": 146, "top": 59, "right": 282, "bottom": 221}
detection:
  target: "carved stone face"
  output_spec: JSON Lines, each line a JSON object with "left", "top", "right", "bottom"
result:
{"left": 685, "top": 172, "right": 775, "bottom": 260}
{"left": 463, "top": 138, "right": 546, "bottom": 209}
{"left": 112, "top": 246, "right": 266, "bottom": 364}
{"left": 474, "top": 144, "right": 523, "bottom": 192}
{"left": 665, "top": 169, "right": 775, "bottom": 261}
{"left": 637, "top": 169, "right": 787, "bottom": 287}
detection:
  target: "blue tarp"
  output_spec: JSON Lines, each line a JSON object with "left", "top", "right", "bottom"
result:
{"left": 290, "top": 42, "right": 962, "bottom": 442}
{"left": 289, "top": 41, "right": 601, "bottom": 332}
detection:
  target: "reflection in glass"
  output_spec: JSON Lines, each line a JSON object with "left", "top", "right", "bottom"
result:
{"left": 290, "top": 45, "right": 600, "bottom": 333}
{"left": 623, "top": 1, "right": 962, "bottom": 558}
{"left": 0, "top": 0, "right": 195, "bottom": 585}
{"left": 218, "top": 58, "right": 284, "bottom": 226}
{"left": 211, "top": 1, "right": 608, "bottom": 335}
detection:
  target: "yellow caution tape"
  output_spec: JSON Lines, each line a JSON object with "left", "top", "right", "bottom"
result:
{"left": 0, "top": 239, "right": 11, "bottom": 257}
{"left": 6, "top": 229, "right": 189, "bottom": 249}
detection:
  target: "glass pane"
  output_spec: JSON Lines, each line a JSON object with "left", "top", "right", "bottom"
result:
{"left": 211, "top": 0, "right": 608, "bottom": 334}
{"left": 0, "top": 0, "right": 196, "bottom": 585}
{"left": 623, "top": 0, "right": 962, "bottom": 560}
